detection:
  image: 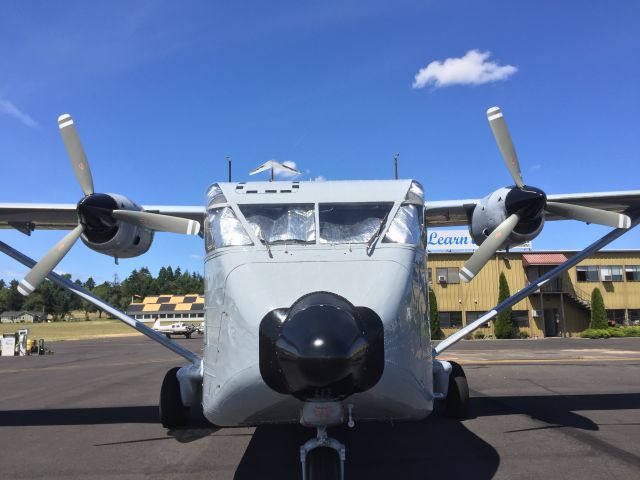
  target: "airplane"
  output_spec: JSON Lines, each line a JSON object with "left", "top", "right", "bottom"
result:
{"left": 0, "top": 107, "right": 638, "bottom": 479}
{"left": 151, "top": 318, "right": 197, "bottom": 339}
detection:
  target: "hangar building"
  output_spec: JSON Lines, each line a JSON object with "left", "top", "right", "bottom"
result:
{"left": 428, "top": 249, "right": 640, "bottom": 338}
{"left": 126, "top": 294, "right": 205, "bottom": 323}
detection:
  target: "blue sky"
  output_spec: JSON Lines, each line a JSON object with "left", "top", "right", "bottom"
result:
{"left": 0, "top": 1, "right": 638, "bottom": 283}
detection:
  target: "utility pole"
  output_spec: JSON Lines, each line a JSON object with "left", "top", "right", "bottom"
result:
{"left": 226, "top": 156, "right": 232, "bottom": 182}
{"left": 393, "top": 153, "right": 399, "bottom": 179}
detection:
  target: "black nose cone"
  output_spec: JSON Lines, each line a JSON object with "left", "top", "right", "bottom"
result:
{"left": 259, "top": 292, "right": 384, "bottom": 400}
{"left": 77, "top": 193, "right": 119, "bottom": 243}
{"left": 505, "top": 186, "right": 547, "bottom": 219}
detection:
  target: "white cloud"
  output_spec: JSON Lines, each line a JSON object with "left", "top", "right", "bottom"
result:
{"left": 314, "top": 176, "right": 327, "bottom": 182}
{"left": 412, "top": 50, "right": 517, "bottom": 89}
{"left": 0, "top": 98, "right": 38, "bottom": 128}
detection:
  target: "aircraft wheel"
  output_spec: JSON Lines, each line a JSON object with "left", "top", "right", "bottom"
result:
{"left": 185, "top": 332, "right": 192, "bottom": 339}
{"left": 444, "top": 361, "right": 469, "bottom": 420}
{"left": 165, "top": 333, "right": 171, "bottom": 339}
{"left": 305, "top": 447, "right": 340, "bottom": 480}
{"left": 159, "top": 367, "right": 189, "bottom": 428}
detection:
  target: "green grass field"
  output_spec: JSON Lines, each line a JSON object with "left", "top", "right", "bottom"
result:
{"left": 0, "top": 320, "right": 141, "bottom": 341}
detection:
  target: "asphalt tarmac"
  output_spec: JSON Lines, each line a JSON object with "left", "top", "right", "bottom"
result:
{"left": 0, "top": 336, "right": 639, "bottom": 479}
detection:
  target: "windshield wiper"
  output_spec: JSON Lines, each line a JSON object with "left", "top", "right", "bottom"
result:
{"left": 367, "top": 209, "right": 391, "bottom": 255}
{"left": 260, "top": 234, "right": 273, "bottom": 258}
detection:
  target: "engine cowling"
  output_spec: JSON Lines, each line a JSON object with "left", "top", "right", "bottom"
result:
{"left": 469, "top": 186, "right": 546, "bottom": 249}
{"left": 77, "top": 193, "right": 154, "bottom": 258}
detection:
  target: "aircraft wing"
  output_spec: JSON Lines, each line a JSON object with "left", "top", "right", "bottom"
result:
{"left": 425, "top": 190, "right": 640, "bottom": 227}
{"left": 0, "top": 203, "right": 206, "bottom": 234}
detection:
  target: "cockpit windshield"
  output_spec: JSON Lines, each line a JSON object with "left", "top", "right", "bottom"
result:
{"left": 239, "top": 204, "right": 316, "bottom": 244}
{"left": 319, "top": 203, "right": 393, "bottom": 244}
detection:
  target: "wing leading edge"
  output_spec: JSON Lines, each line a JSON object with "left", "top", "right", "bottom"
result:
{"left": 424, "top": 190, "right": 640, "bottom": 227}
{"left": 0, "top": 203, "right": 205, "bottom": 234}
{"left": 1, "top": 189, "right": 639, "bottom": 233}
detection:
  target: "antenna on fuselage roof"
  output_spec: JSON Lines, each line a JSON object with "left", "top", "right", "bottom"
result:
{"left": 249, "top": 160, "right": 301, "bottom": 182}
{"left": 393, "top": 153, "right": 399, "bottom": 180}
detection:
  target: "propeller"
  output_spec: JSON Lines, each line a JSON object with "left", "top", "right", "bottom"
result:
{"left": 460, "top": 213, "right": 519, "bottom": 283}
{"left": 18, "top": 114, "right": 201, "bottom": 296}
{"left": 460, "top": 107, "right": 631, "bottom": 282}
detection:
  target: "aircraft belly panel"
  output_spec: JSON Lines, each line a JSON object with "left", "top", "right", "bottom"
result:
{"left": 202, "top": 361, "right": 433, "bottom": 426}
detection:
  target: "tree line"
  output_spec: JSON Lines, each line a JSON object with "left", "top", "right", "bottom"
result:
{"left": 0, "top": 266, "right": 204, "bottom": 320}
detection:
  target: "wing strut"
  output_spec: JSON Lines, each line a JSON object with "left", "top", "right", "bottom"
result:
{"left": 0, "top": 240, "right": 201, "bottom": 366}
{"left": 435, "top": 212, "right": 640, "bottom": 355}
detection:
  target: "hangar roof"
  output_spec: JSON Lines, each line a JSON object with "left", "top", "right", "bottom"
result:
{"left": 522, "top": 253, "right": 568, "bottom": 266}
{"left": 126, "top": 294, "right": 204, "bottom": 314}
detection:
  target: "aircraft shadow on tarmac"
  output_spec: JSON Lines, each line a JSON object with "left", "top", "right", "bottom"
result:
{"left": 2, "top": 392, "right": 639, "bottom": 478}
{"left": 468, "top": 392, "right": 640, "bottom": 432}
{"left": 234, "top": 417, "right": 499, "bottom": 479}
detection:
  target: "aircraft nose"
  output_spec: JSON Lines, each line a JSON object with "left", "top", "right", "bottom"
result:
{"left": 259, "top": 292, "right": 384, "bottom": 400}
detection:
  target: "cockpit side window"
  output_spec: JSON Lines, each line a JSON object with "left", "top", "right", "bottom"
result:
{"left": 319, "top": 203, "right": 393, "bottom": 244}
{"left": 382, "top": 204, "right": 422, "bottom": 245}
{"left": 239, "top": 204, "right": 316, "bottom": 244}
{"left": 205, "top": 206, "right": 253, "bottom": 252}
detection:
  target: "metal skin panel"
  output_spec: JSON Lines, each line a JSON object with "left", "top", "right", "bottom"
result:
{"left": 201, "top": 244, "right": 432, "bottom": 426}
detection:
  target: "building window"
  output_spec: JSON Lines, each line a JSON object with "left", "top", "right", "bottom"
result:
{"left": 625, "top": 266, "right": 640, "bottom": 281}
{"left": 466, "top": 311, "right": 489, "bottom": 328}
{"left": 440, "top": 311, "right": 462, "bottom": 328}
{"left": 599, "top": 265, "right": 623, "bottom": 282}
{"left": 436, "top": 267, "right": 460, "bottom": 284}
{"left": 512, "top": 310, "right": 530, "bottom": 328}
{"left": 606, "top": 309, "right": 626, "bottom": 326}
{"left": 427, "top": 268, "right": 432, "bottom": 284}
{"left": 576, "top": 266, "right": 599, "bottom": 282}
{"left": 628, "top": 309, "right": 640, "bottom": 325}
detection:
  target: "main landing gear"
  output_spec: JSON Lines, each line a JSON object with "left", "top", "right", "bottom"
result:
{"left": 159, "top": 367, "right": 190, "bottom": 427}
{"left": 299, "top": 401, "right": 355, "bottom": 480}
{"left": 444, "top": 361, "right": 469, "bottom": 420}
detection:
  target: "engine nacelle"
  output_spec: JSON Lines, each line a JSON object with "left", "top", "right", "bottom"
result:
{"left": 470, "top": 186, "right": 545, "bottom": 249}
{"left": 78, "top": 192, "right": 154, "bottom": 259}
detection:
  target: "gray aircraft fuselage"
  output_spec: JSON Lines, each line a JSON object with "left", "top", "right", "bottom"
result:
{"left": 200, "top": 179, "right": 434, "bottom": 426}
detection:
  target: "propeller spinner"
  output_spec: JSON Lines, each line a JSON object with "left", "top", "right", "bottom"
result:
{"left": 460, "top": 107, "right": 631, "bottom": 283}
{"left": 18, "top": 114, "right": 201, "bottom": 296}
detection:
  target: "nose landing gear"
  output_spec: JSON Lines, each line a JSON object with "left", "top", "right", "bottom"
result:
{"left": 299, "top": 401, "right": 354, "bottom": 480}
{"left": 300, "top": 426, "right": 345, "bottom": 480}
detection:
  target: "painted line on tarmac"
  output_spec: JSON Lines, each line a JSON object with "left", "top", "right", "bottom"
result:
{"left": 0, "top": 358, "right": 177, "bottom": 374}
{"left": 443, "top": 357, "right": 640, "bottom": 365}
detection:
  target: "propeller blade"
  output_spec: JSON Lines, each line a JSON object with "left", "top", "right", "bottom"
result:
{"left": 487, "top": 107, "right": 524, "bottom": 189}
{"left": 111, "top": 210, "right": 201, "bottom": 235}
{"left": 18, "top": 224, "right": 84, "bottom": 296}
{"left": 545, "top": 202, "right": 631, "bottom": 229}
{"left": 460, "top": 213, "right": 520, "bottom": 283}
{"left": 58, "top": 114, "right": 94, "bottom": 196}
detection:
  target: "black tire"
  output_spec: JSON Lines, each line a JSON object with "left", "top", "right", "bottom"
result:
{"left": 159, "top": 367, "right": 189, "bottom": 428}
{"left": 165, "top": 333, "right": 171, "bottom": 339}
{"left": 306, "top": 447, "right": 340, "bottom": 480}
{"left": 444, "top": 361, "right": 469, "bottom": 420}
{"left": 185, "top": 332, "right": 192, "bottom": 339}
